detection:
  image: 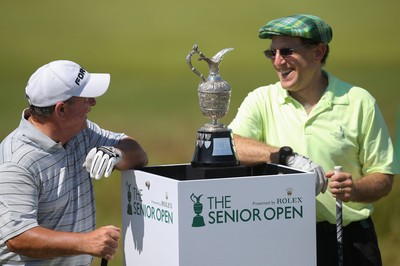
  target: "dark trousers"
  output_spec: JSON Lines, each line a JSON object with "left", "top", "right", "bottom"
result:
{"left": 317, "top": 217, "right": 382, "bottom": 266}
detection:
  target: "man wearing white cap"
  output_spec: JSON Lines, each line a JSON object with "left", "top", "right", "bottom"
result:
{"left": 0, "top": 60, "right": 148, "bottom": 265}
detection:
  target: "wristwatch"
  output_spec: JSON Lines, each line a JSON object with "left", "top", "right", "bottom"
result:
{"left": 279, "top": 146, "right": 293, "bottom": 165}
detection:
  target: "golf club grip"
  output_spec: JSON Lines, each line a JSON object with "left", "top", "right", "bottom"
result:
{"left": 101, "top": 258, "right": 108, "bottom": 266}
{"left": 334, "top": 166, "right": 344, "bottom": 266}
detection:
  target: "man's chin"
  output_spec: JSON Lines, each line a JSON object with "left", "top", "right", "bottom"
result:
{"left": 279, "top": 81, "right": 295, "bottom": 91}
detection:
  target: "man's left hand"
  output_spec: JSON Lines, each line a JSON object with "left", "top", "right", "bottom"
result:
{"left": 83, "top": 146, "right": 122, "bottom": 180}
{"left": 287, "top": 153, "right": 328, "bottom": 195}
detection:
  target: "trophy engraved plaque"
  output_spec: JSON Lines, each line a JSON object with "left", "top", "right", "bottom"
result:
{"left": 186, "top": 44, "right": 239, "bottom": 167}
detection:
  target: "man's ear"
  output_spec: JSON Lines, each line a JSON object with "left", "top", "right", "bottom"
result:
{"left": 314, "top": 43, "right": 327, "bottom": 62}
{"left": 54, "top": 102, "right": 67, "bottom": 120}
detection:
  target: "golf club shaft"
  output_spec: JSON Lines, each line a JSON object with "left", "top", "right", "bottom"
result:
{"left": 101, "top": 258, "right": 108, "bottom": 266}
{"left": 334, "top": 166, "right": 344, "bottom": 266}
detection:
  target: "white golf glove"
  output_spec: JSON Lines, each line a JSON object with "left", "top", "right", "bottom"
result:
{"left": 287, "top": 153, "right": 328, "bottom": 195}
{"left": 83, "top": 146, "right": 122, "bottom": 180}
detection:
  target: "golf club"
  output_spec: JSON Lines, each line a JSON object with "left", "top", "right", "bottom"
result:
{"left": 334, "top": 165, "right": 344, "bottom": 266}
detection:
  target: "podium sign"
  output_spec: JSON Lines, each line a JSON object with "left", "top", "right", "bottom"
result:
{"left": 122, "top": 164, "right": 316, "bottom": 266}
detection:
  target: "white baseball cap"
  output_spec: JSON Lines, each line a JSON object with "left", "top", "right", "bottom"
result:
{"left": 25, "top": 60, "right": 110, "bottom": 107}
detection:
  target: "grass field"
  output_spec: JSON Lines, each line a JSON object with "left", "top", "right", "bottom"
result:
{"left": 0, "top": 1, "right": 399, "bottom": 265}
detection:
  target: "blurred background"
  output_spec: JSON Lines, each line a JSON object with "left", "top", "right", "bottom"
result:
{"left": 1, "top": 1, "right": 399, "bottom": 265}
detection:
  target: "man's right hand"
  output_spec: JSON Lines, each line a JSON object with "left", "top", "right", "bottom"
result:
{"left": 84, "top": 225, "right": 121, "bottom": 261}
{"left": 287, "top": 153, "right": 328, "bottom": 195}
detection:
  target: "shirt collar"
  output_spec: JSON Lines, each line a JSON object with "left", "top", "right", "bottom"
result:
{"left": 323, "top": 71, "right": 350, "bottom": 106}
{"left": 20, "top": 109, "right": 63, "bottom": 151}
{"left": 277, "top": 71, "right": 350, "bottom": 107}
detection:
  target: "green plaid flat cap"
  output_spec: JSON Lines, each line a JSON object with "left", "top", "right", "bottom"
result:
{"left": 259, "top": 14, "right": 333, "bottom": 43}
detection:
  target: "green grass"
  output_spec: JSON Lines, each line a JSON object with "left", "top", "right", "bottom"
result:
{"left": 1, "top": 1, "right": 399, "bottom": 265}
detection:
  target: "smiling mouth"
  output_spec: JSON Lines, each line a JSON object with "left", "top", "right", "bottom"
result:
{"left": 280, "top": 69, "right": 293, "bottom": 79}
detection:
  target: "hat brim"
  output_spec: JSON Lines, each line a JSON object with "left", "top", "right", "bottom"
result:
{"left": 76, "top": 73, "right": 110, "bottom": 99}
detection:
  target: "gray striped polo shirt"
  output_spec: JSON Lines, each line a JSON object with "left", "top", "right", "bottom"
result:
{"left": 0, "top": 110, "right": 126, "bottom": 265}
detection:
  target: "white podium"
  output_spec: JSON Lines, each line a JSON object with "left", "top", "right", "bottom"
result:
{"left": 122, "top": 163, "right": 316, "bottom": 266}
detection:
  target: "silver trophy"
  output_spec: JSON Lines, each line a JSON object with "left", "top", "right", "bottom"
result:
{"left": 186, "top": 44, "right": 239, "bottom": 167}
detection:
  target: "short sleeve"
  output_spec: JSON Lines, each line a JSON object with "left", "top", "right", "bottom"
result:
{"left": 0, "top": 163, "right": 39, "bottom": 243}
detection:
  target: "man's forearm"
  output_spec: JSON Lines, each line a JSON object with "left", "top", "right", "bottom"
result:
{"left": 233, "top": 134, "right": 279, "bottom": 165}
{"left": 116, "top": 137, "right": 148, "bottom": 170}
{"left": 351, "top": 173, "right": 394, "bottom": 203}
{"left": 6, "top": 225, "right": 120, "bottom": 260}
{"left": 6, "top": 226, "right": 86, "bottom": 259}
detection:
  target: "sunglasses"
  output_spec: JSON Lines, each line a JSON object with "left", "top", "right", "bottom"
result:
{"left": 263, "top": 43, "right": 312, "bottom": 59}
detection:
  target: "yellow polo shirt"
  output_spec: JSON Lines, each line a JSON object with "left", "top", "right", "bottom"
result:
{"left": 229, "top": 71, "right": 399, "bottom": 226}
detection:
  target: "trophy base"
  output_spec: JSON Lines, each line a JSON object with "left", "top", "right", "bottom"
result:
{"left": 191, "top": 125, "right": 239, "bottom": 167}
{"left": 192, "top": 215, "right": 205, "bottom": 227}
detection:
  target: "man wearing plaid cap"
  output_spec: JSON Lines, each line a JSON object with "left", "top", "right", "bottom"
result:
{"left": 229, "top": 14, "right": 399, "bottom": 266}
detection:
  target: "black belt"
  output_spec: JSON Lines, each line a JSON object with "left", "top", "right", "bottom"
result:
{"left": 317, "top": 217, "right": 372, "bottom": 233}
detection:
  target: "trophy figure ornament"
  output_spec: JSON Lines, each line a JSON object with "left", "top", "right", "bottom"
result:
{"left": 126, "top": 182, "right": 133, "bottom": 215}
{"left": 190, "top": 193, "right": 205, "bottom": 227}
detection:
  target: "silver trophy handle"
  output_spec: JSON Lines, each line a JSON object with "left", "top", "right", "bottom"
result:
{"left": 186, "top": 44, "right": 207, "bottom": 82}
{"left": 186, "top": 45, "right": 234, "bottom": 80}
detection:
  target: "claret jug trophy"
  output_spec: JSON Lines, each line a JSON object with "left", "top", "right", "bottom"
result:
{"left": 186, "top": 44, "right": 239, "bottom": 167}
